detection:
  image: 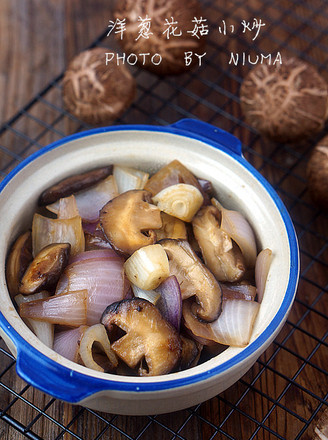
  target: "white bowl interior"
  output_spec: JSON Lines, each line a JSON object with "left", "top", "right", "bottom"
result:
{"left": 0, "top": 129, "right": 292, "bottom": 385}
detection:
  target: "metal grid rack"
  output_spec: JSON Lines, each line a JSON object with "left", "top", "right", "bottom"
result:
{"left": 0, "top": 0, "right": 327, "bottom": 439}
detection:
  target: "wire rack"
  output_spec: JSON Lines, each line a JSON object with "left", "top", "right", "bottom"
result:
{"left": 0, "top": 0, "right": 327, "bottom": 439}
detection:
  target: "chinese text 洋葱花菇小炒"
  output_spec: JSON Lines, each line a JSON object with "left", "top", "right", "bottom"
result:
{"left": 106, "top": 16, "right": 281, "bottom": 66}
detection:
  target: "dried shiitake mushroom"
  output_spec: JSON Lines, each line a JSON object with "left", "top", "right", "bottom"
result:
{"left": 114, "top": 0, "right": 206, "bottom": 75}
{"left": 240, "top": 57, "right": 328, "bottom": 143}
{"left": 62, "top": 48, "right": 136, "bottom": 125}
{"left": 306, "top": 134, "right": 328, "bottom": 211}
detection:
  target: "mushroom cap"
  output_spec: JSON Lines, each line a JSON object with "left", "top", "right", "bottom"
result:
{"left": 62, "top": 48, "right": 136, "bottom": 125}
{"left": 160, "top": 239, "right": 222, "bottom": 322}
{"left": 6, "top": 231, "right": 32, "bottom": 296}
{"left": 19, "top": 243, "right": 71, "bottom": 295}
{"left": 240, "top": 57, "right": 328, "bottom": 143}
{"left": 101, "top": 298, "right": 181, "bottom": 376}
{"left": 39, "top": 165, "right": 113, "bottom": 206}
{"left": 306, "top": 135, "right": 328, "bottom": 211}
{"left": 192, "top": 205, "right": 246, "bottom": 282}
{"left": 99, "top": 189, "right": 162, "bottom": 255}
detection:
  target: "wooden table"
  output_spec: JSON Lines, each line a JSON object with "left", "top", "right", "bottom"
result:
{"left": 0, "top": 1, "right": 327, "bottom": 439}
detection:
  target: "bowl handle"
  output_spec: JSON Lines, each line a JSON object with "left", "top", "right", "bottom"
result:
{"left": 15, "top": 343, "right": 101, "bottom": 403}
{"left": 170, "top": 119, "right": 242, "bottom": 157}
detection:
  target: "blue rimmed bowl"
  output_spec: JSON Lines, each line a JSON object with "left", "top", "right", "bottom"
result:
{"left": 0, "top": 119, "right": 299, "bottom": 415}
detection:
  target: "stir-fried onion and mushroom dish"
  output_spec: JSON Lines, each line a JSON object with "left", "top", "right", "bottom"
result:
{"left": 6, "top": 160, "right": 272, "bottom": 376}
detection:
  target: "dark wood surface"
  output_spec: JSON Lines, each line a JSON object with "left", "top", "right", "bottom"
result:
{"left": 0, "top": 1, "right": 327, "bottom": 439}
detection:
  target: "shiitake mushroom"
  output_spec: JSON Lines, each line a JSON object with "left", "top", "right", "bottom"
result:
{"left": 306, "top": 135, "right": 328, "bottom": 211}
{"left": 19, "top": 243, "right": 71, "bottom": 295}
{"left": 39, "top": 165, "right": 113, "bottom": 206}
{"left": 6, "top": 231, "right": 33, "bottom": 296}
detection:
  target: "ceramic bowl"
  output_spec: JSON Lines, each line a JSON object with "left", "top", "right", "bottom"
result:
{"left": 0, "top": 119, "right": 299, "bottom": 415}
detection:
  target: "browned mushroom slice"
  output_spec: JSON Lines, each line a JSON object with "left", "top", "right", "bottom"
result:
{"left": 192, "top": 205, "right": 246, "bottom": 282}
{"left": 156, "top": 212, "right": 187, "bottom": 241}
{"left": 19, "top": 243, "right": 71, "bottom": 295}
{"left": 144, "top": 160, "right": 204, "bottom": 197}
{"left": 99, "top": 190, "right": 162, "bottom": 255}
{"left": 101, "top": 298, "right": 181, "bottom": 376}
{"left": 159, "top": 239, "right": 222, "bottom": 322}
{"left": 6, "top": 231, "right": 33, "bottom": 296}
{"left": 179, "top": 335, "right": 202, "bottom": 370}
{"left": 39, "top": 165, "right": 113, "bottom": 205}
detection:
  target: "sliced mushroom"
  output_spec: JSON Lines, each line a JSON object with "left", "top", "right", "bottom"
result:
{"left": 99, "top": 190, "right": 162, "bottom": 255}
{"left": 192, "top": 205, "right": 246, "bottom": 282}
{"left": 155, "top": 212, "right": 187, "bottom": 241}
{"left": 39, "top": 165, "right": 113, "bottom": 205}
{"left": 19, "top": 243, "right": 71, "bottom": 294}
{"left": 101, "top": 298, "right": 181, "bottom": 376}
{"left": 179, "top": 335, "right": 202, "bottom": 370}
{"left": 159, "top": 239, "right": 222, "bottom": 322}
{"left": 144, "top": 160, "right": 204, "bottom": 197}
{"left": 221, "top": 282, "right": 257, "bottom": 301}
{"left": 6, "top": 231, "right": 33, "bottom": 295}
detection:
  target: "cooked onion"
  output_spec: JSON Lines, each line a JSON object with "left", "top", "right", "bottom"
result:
{"left": 183, "top": 298, "right": 260, "bottom": 347}
{"left": 56, "top": 250, "right": 130, "bottom": 325}
{"left": 53, "top": 325, "right": 88, "bottom": 362}
{"left": 15, "top": 292, "right": 54, "bottom": 348}
{"left": 124, "top": 244, "right": 170, "bottom": 290}
{"left": 79, "top": 323, "right": 118, "bottom": 372}
{"left": 156, "top": 275, "right": 182, "bottom": 331}
{"left": 32, "top": 213, "right": 85, "bottom": 257}
{"left": 255, "top": 248, "right": 272, "bottom": 303}
{"left": 153, "top": 184, "right": 204, "bottom": 222}
{"left": 19, "top": 289, "right": 88, "bottom": 326}
{"left": 113, "top": 165, "right": 149, "bottom": 193}
{"left": 131, "top": 284, "right": 161, "bottom": 304}
{"left": 46, "top": 195, "right": 79, "bottom": 219}
{"left": 211, "top": 198, "right": 257, "bottom": 268}
{"left": 47, "top": 176, "right": 118, "bottom": 223}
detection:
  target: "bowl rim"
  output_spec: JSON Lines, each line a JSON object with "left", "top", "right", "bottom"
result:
{"left": 0, "top": 121, "right": 300, "bottom": 396}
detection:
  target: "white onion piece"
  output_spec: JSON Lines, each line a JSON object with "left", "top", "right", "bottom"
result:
{"left": 58, "top": 195, "right": 80, "bottom": 219}
{"left": 53, "top": 325, "right": 88, "bottom": 362}
{"left": 132, "top": 284, "right": 161, "bottom": 304}
{"left": 32, "top": 213, "right": 85, "bottom": 257}
{"left": 153, "top": 184, "right": 204, "bottom": 222}
{"left": 183, "top": 299, "right": 260, "bottom": 347}
{"left": 211, "top": 198, "right": 257, "bottom": 268}
{"left": 56, "top": 251, "right": 130, "bottom": 325}
{"left": 79, "top": 323, "right": 118, "bottom": 372}
{"left": 124, "top": 244, "right": 170, "bottom": 290}
{"left": 19, "top": 289, "right": 88, "bottom": 326}
{"left": 15, "top": 292, "right": 54, "bottom": 348}
{"left": 113, "top": 165, "right": 149, "bottom": 193}
{"left": 47, "top": 195, "right": 80, "bottom": 219}
{"left": 255, "top": 248, "right": 272, "bottom": 303}
{"left": 46, "top": 176, "right": 118, "bottom": 223}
